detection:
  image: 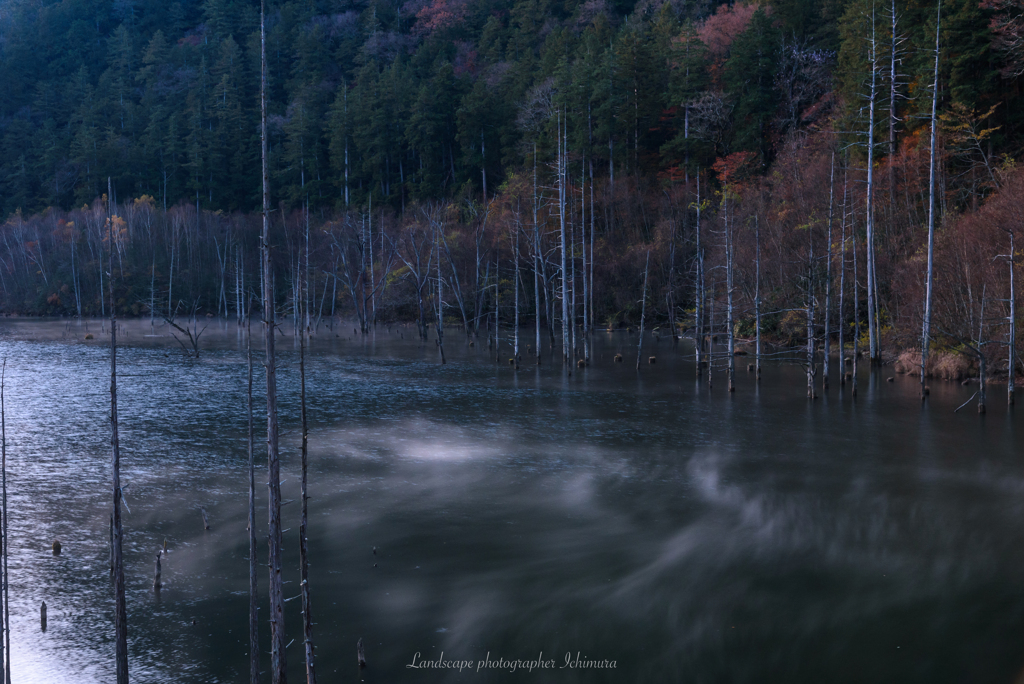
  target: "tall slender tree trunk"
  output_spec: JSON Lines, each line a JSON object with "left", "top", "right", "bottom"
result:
{"left": 581, "top": 161, "right": 588, "bottom": 362}
{"left": 0, "top": 358, "right": 7, "bottom": 684}
{"left": 978, "top": 289, "right": 987, "bottom": 414}
{"left": 853, "top": 215, "right": 861, "bottom": 398}
{"left": 167, "top": 239, "right": 175, "bottom": 320}
{"left": 589, "top": 158, "right": 595, "bottom": 351}
{"left": 1009, "top": 232, "right": 1016, "bottom": 405}
{"left": 839, "top": 171, "right": 848, "bottom": 385}
{"left": 436, "top": 227, "right": 446, "bottom": 365}
{"left": 513, "top": 219, "right": 520, "bottom": 368}
{"left": 824, "top": 153, "right": 835, "bottom": 391}
{"left": 636, "top": 251, "right": 649, "bottom": 371}
{"left": 247, "top": 311, "right": 259, "bottom": 684}
{"left": 559, "top": 113, "right": 569, "bottom": 365}
{"left": 533, "top": 145, "right": 542, "bottom": 362}
{"left": 755, "top": 213, "right": 761, "bottom": 381}
{"left": 695, "top": 174, "right": 703, "bottom": 379}
{"left": 726, "top": 189, "right": 735, "bottom": 392}
{"left": 261, "top": 6, "right": 287, "bottom": 682}
{"left": 1, "top": 360, "right": 9, "bottom": 684}
{"left": 299, "top": 296, "right": 317, "bottom": 684}
{"left": 109, "top": 177, "right": 129, "bottom": 684}
{"left": 922, "top": 0, "right": 941, "bottom": 399}
{"left": 888, "top": 0, "right": 899, "bottom": 208}
{"left": 867, "top": 10, "right": 879, "bottom": 365}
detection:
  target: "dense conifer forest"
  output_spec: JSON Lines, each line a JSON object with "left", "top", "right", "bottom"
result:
{"left": 2, "top": 0, "right": 1024, "bottom": 382}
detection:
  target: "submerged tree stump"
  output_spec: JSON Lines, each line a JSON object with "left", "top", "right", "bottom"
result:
{"left": 52, "top": 540, "right": 61, "bottom": 556}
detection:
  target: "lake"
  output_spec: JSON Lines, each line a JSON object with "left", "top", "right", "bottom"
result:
{"left": 0, "top": 317, "right": 1022, "bottom": 683}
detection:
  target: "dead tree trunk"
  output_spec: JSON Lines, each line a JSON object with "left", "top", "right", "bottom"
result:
{"left": 435, "top": 225, "right": 446, "bottom": 365}
{"left": 533, "top": 146, "right": 542, "bottom": 362}
{"left": 922, "top": 0, "right": 941, "bottom": 399}
{"left": 839, "top": 167, "right": 848, "bottom": 385}
{"left": 695, "top": 175, "right": 704, "bottom": 379}
{"left": 636, "top": 251, "right": 650, "bottom": 371}
{"left": 824, "top": 153, "right": 835, "bottom": 391}
{"left": 299, "top": 297, "right": 317, "bottom": 684}
{"left": 109, "top": 177, "right": 129, "bottom": 684}
{"left": 1, "top": 359, "right": 8, "bottom": 684}
{"left": 261, "top": 6, "right": 288, "bottom": 682}
{"left": 725, "top": 189, "right": 735, "bottom": 393}
{"left": 852, "top": 214, "right": 860, "bottom": 398}
{"left": 807, "top": 190, "right": 817, "bottom": 400}
{"left": 754, "top": 213, "right": 761, "bottom": 381}
{"left": 1009, "top": 232, "right": 1016, "bottom": 405}
{"left": 866, "top": 10, "right": 880, "bottom": 365}
{"left": 247, "top": 310, "right": 259, "bottom": 684}
{"left": 559, "top": 113, "right": 570, "bottom": 365}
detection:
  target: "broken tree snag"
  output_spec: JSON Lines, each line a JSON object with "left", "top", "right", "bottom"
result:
{"left": 154, "top": 551, "right": 162, "bottom": 590}
{"left": 200, "top": 506, "right": 210, "bottom": 530}
{"left": 52, "top": 540, "right": 61, "bottom": 556}
{"left": 357, "top": 638, "right": 366, "bottom": 669}
{"left": 40, "top": 601, "right": 46, "bottom": 632}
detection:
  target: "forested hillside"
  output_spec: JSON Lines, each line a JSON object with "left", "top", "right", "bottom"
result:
{"left": 3, "top": 0, "right": 1024, "bottom": 381}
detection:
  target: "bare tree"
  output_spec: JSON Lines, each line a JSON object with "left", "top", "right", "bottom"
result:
{"left": 261, "top": 5, "right": 287, "bottom": 681}
{"left": 434, "top": 217, "right": 447, "bottom": 365}
{"left": 823, "top": 152, "right": 835, "bottom": 392}
{"left": 921, "top": 0, "right": 941, "bottom": 399}
{"left": 247, "top": 310, "right": 259, "bottom": 684}
{"left": 109, "top": 177, "right": 129, "bottom": 684}
{"left": 865, "top": 7, "right": 881, "bottom": 365}
{"left": 636, "top": 251, "right": 650, "bottom": 370}
{"left": 1, "top": 359, "right": 8, "bottom": 684}
{"left": 299, "top": 295, "right": 317, "bottom": 683}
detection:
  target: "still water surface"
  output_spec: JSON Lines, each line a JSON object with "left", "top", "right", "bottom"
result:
{"left": 0, "top": 318, "right": 1022, "bottom": 683}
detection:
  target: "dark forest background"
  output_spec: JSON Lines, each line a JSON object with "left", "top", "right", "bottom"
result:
{"left": 3, "top": 0, "right": 1024, "bottom": 375}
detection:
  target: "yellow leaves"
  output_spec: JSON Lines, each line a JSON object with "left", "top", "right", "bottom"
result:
{"left": 101, "top": 215, "right": 129, "bottom": 246}
{"left": 939, "top": 102, "right": 1002, "bottom": 149}
{"left": 134, "top": 195, "right": 156, "bottom": 209}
